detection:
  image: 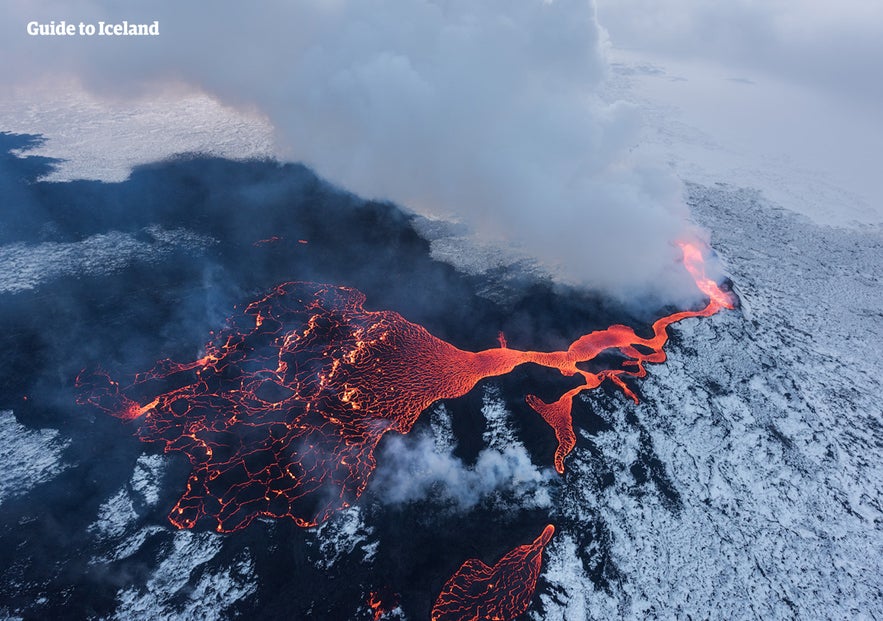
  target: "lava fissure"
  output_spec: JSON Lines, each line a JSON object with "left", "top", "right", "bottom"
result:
{"left": 77, "top": 242, "right": 735, "bottom": 532}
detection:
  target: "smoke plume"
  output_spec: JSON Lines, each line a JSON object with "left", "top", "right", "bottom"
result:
{"left": 1, "top": 0, "right": 706, "bottom": 299}
{"left": 371, "top": 434, "right": 553, "bottom": 510}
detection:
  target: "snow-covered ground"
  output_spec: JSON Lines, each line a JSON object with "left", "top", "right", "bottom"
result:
{"left": 0, "top": 85, "right": 274, "bottom": 183}
{"left": 526, "top": 53, "right": 882, "bottom": 618}
{"left": 0, "top": 411, "right": 70, "bottom": 506}
{"left": 0, "top": 226, "right": 217, "bottom": 294}
{"left": 87, "top": 454, "right": 258, "bottom": 620}
{"left": 536, "top": 182, "right": 883, "bottom": 619}
{"left": 603, "top": 49, "right": 883, "bottom": 229}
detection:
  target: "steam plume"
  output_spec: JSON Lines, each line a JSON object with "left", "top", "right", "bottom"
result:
{"left": 1, "top": 0, "right": 705, "bottom": 298}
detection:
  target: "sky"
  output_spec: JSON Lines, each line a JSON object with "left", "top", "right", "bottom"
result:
{"left": 1, "top": 1, "right": 880, "bottom": 298}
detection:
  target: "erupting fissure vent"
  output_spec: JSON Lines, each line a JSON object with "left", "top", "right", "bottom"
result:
{"left": 77, "top": 242, "right": 734, "bottom": 533}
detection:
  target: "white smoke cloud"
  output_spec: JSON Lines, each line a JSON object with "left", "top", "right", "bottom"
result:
{"left": 372, "top": 393, "right": 554, "bottom": 509}
{"left": 371, "top": 434, "right": 554, "bottom": 510}
{"left": 1, "top": 0, "right": 709, "bottom": 298}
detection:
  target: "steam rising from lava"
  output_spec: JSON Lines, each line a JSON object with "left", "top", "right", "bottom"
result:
{"left": 1, "top": 0, "right": 704, "bottom": 298}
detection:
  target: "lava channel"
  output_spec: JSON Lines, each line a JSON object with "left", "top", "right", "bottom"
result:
{"left": 77, "top": 242, "right": 734, "bottom": 532}
{"left": 431, "top": 524, "right": 555, "bottom": 621}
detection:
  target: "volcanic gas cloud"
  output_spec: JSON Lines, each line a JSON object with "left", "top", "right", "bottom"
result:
{"left": 78, "top": 241, "right": 734, "bottom": 533}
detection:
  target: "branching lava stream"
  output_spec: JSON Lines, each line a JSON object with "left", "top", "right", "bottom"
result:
{"left": 77, "top": 241, "right": 734, "bottom": 618}
{"left": 77, "top": 241, "right": 734, "bottom": 535}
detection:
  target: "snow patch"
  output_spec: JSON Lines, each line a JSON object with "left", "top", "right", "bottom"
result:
{"left": 112, "top": 531, "right": 255, "bottom": 621}
{"left": 308, "top": 505, "right": 377, "bottom": 570}
{"left": 0, "top": 86, "right": 274, "bottom": 183}
{"left": 531, "top": 532, "right": 620, "bottom": 621}
{"left": 429, "top": 404, "right": 456, "bottom": 455}
{"left": 89, "top": 453, "right": 167, "bottom": 563}
{"left": 481, "top": 387, "right": 518, "bottom": 450}
{"left": 0, "top": 411, "right": 70, "bottom": 506}
{"left": 0, "top": 226, "right": 216, "bottom": 294}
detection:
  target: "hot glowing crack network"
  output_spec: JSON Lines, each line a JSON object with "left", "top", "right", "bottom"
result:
{"left": 431, "top": 524, "right": 555, "bottom": 621}
{"left": 77, "top": 242, "right": 735, "bottom": 533}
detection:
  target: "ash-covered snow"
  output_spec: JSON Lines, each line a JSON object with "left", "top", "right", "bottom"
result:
{"left": 308, "top": 506, "right": 378, "bottom": 570}
{"left": 89, "top": 454, "right": 167, "bottom": 563}
{"left": 84, "top": 452, "right": 257, "bottom": 618}
{"left": 0, "top": 87, "right": 274, "bottom": 183}
{"left": 536, "top": 183, "right": 883, "bottom": 619}
{"left": 0, "top": 226, "right": 217, "bottom": 294}
{"left": 112, "top": 531, "right": 256, "bottom": 621}
{"left": 0, "top": 411, "right": 70, "bottom": 506}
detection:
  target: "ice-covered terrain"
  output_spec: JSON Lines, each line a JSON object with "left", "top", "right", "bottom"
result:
{"left": 0, "top": 86, "right": 274, "bottom": 182}
{"left": 0, "top": 226, "right": 216, "bottom": 294}
{"left": 603, "top": 49, "right": 883, "bottom": 229}
{"left": 535, "top": 183, "right": 883, "bottom": 619}
{"left": 0, "top": 411, "right": 70, "bottom": 506}
{"left": 86, "top": 454, "right": 257, "bottom": 620}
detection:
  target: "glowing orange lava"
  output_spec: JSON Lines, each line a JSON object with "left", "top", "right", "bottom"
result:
{"left": 77, "top": 242, "right": 734, "bottom": 532}
{"left": 253, "top": 235, "right": 282, "bottom": 246}
{"left": 367, "top": 592, "right": 383, "bottom": 621}
{"left": 366, "top": 590, "right": 399, "bottom": 620}
{"left": 431, "top": 524, "right": 555, "bottom": 621}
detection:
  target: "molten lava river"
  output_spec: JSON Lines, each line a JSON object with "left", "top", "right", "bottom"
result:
{"left": 78, "top": 241, "right": 735, "bottom": 619}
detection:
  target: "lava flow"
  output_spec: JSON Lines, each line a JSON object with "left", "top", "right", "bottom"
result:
{"left": 367, "top": 589, "right": 399, "bottom": 620}
{"left": 431, "top": 524, "right": 555, "bottom": 621}
{"left": 77, "top": 242, "right": 734, "bottom": 532}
